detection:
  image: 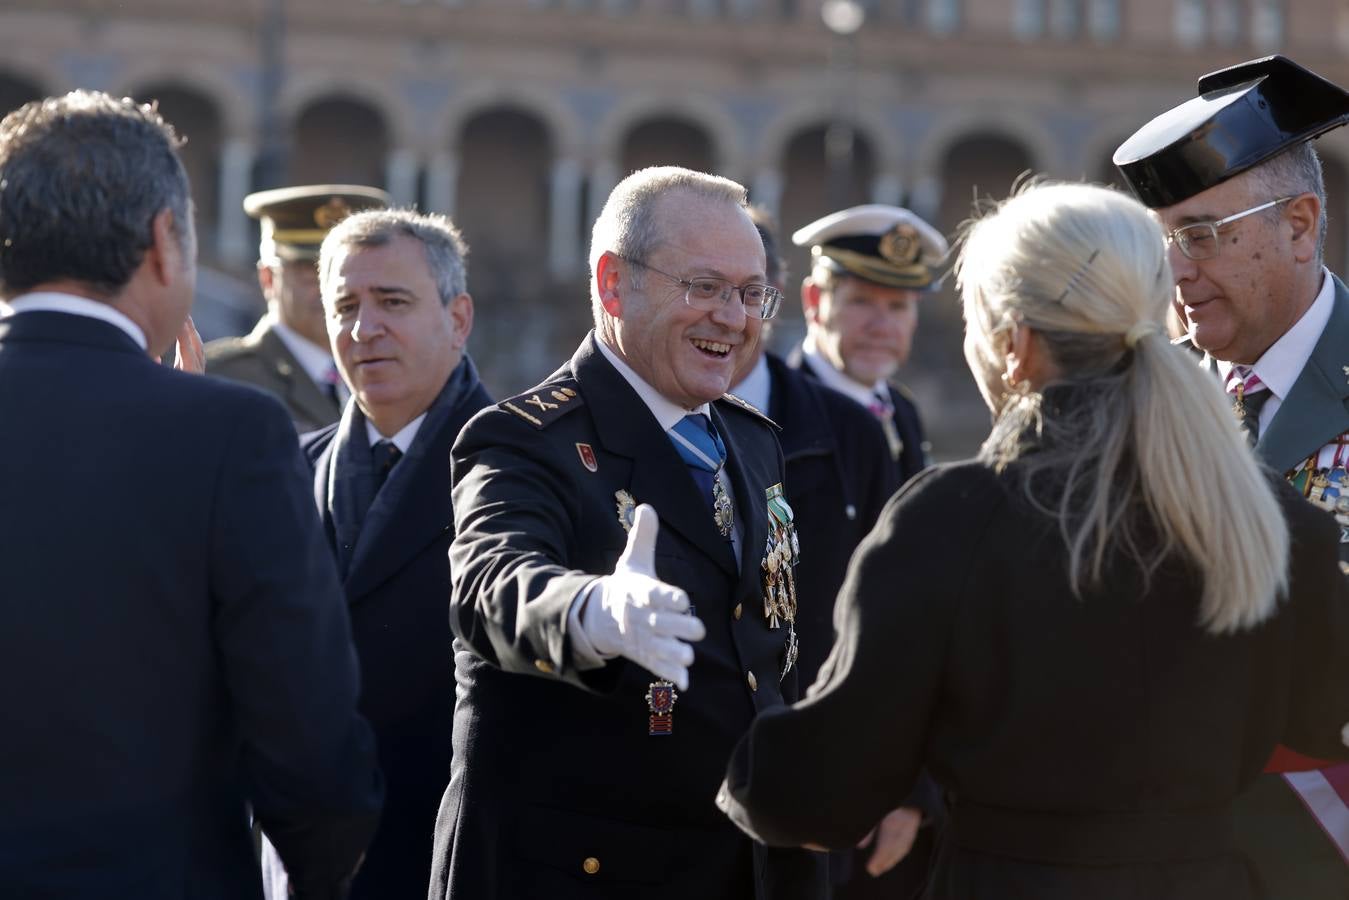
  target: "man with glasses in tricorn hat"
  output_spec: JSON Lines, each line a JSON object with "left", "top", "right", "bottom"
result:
{"left": 206, "top": 184, "right": 389, "bottom": 431}
{"left": 1115, "top": 54, "right": 1349, "bottom": 900}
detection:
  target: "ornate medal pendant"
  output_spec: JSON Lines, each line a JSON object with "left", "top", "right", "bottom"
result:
{"left": 645, "top": 680, "right": 677, "bottom": 736}
{"left": 711, "top": 467, "right": 734, "bottom": 538}
{"left": 780, "top": 621, "right": 798, "bottom": 681}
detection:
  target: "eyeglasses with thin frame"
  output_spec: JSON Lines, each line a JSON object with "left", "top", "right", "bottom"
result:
{"left": 1164, "top": 196, "right": 1294, "bottom": 260}
{"left": 621, "top": 257, "right": 783, "bottom": 320}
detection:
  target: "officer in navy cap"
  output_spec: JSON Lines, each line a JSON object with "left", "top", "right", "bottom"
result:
{"left": 787, "top": 204, "right": 948, "bottom": 486}
{"left": 205, "top": 184, "right": 390, "bottom": 431}
{"left": 1117, "top": 55, "right": 1349, "bottom": 900}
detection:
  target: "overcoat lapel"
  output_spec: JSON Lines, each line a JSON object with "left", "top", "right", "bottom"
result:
{"left": 1258, "top": 277, "right": 1349, "bottom": 473}
{"left": 343, "top": 427, "right": 452, "bottom": 602}
{"left": 574, "top": 337, "right": 737, "bottom": 577}
{"left": 342, "top": 363, "right": 487, "bottom": 602}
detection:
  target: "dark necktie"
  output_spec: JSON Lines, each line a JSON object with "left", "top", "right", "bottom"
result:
{"left": 669, "top": 413, "right": 733, "bottom": 538}
{"left": 1227, "top": 366, "right": 1271, "bottom": 444}
{"left": 372, "top": 439, "right": 403, "bottom": 492}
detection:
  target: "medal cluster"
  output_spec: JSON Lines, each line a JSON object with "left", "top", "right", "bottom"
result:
{"left": 762, "top": 484, "right": 800, "bottom": 678}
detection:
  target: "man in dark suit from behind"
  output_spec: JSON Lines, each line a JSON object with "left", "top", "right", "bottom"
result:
{"left": 294, "top": 208, "right": 489, "bottom": 899}
{"left": 0, "top": 91, "right": 382, "bottom": 899}
{"left": 206, "top": 184, "right": 390, "bottom": 432}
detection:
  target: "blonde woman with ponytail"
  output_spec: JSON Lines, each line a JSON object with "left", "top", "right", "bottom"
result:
{"left": 720, "top": 182, "right": 1349, "bottom": 900}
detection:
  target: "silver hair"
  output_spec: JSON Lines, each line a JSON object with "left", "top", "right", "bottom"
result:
{"left": 319, "top": 207, "right": 469, "bottom": 305}
{"left": 1249, "top": 142, "right": 1328, "bottom": 264}
{"left": 957, "top": 180, "right": 1289, "bottom": 635}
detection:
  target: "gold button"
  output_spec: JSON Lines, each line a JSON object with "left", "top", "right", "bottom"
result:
{"left": 733, "top": 603, "right": 743, "bottom": 620}
{"left": 534, "top": 659, "right": 555, "bottom": 674}
{"left": 747, "top": 670, "right": 758, "bottom": 691}
{"left": 582, "top": 856, "right": 600, "bottom": 875}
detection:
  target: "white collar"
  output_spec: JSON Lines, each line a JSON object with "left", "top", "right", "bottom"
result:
{"left": 1, "top": 291, "right": 148, "bottom": 351}
{"left": 596, "top": 338, "right": 710, "bottom": 432}
{"left": 270, "top": 316, "right": 337, "bottom": 387}
{"left": 800, "top": 332, "right": 887, "bottom": 409}
{"left": 366, "top": 412, "right": 427, "bottom": 452}
{"left": 731, "top": 352, "right": 772, "bottom": 415}
{"left": 1216, "top": 266, "right": 1336, "bottom": 400}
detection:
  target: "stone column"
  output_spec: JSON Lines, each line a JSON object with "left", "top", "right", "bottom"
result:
{"left": 424, "top": 151, "right": 459, "bottom": 218}
{"left": 549, "top": 157, "right": 583, "bottom": 279}
{"left": 750, "top": 167, "right": 783, "bottom": 222}
{"left": 384, "top": 148, "right": 420, "bottom": 208}
{"left": 217, "top": 138, "right": 256, "bottom": 268}
{"left": 908, "top": 173, "right": 943, "bottom": 224}
{"left": 870, "top": 172, "right": 903, "bottom": 207}
{"left": 586, "top": 158, "right": 620, "bottom": 230}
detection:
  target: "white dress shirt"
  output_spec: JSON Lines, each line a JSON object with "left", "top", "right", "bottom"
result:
{"left": 2, "top": 291, "right": 148, "bottom": 351}
{"left": 1216, "top": 266, "right": 1335, "bottom": 440}
{"left": 365, "top": 412, "right": 427, "bottom": 451}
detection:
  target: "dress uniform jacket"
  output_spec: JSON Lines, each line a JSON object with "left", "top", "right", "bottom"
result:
{"left": 786, "top": 346, "right": 929, "bottom": 486}
{"left": 0, "top": 310, "right": 382, "bottom": 899}
{"left": 301, "top": 359, "right": 492, "bottom": 900}
{"left": 206, "top": 318, "right": 340, "bottom": 432}
{"left": 1234, "top": 274, "right": 1349, "bottom": 900}
{"left": 428, "top": 334, "right": 827, "bottom": 900}
{"left": 722, "top": 442, "right": 1349, "bottom": 900}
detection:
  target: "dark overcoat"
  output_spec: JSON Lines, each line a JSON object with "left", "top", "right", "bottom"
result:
{"left": 0, "top": 311, "right": 382, "bottom": 899}
{"left": 302, "top": 361, "right": 492, "bottom": 900}
{"left": 722, "top": 457, "right": 1349, "bottom": 900}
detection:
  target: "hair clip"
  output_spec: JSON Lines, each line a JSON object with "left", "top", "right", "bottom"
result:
{"left": 1056, "top": 249, "right": 1099, "bottom": 302}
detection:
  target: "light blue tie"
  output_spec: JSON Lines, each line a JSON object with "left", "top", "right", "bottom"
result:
{"left": 669, "top": 414, "right": 731, "bottom": 536}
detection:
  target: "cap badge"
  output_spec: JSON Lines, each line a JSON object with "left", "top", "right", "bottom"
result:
{"left": 879, "top": 223, "right": 922, "bottom": 266}
{"left": 314, "top": 197, "right": 352, "bottom": 229}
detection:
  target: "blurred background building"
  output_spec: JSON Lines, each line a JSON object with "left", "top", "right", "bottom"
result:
{"left": 2, "top": 0, "right": 1347, "bottom": 456}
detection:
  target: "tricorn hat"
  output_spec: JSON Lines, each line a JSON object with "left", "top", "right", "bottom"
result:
{"left": 244, "top": 184, "right": 391, "bottom": 262}
{"left": 1114, "top": 55, "right": 1349, "bottom": 209}
{"left": 791, "top": 204, "right": 948, "bottom": 291}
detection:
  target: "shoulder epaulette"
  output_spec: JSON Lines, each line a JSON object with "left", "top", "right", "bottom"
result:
{"left": 717, "top": 391, "right": 779, "bottom": 430}
{"left": 499, "top": 379, "right": 585, "bottom": 429}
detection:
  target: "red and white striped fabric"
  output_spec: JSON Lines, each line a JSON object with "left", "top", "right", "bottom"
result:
{"left": 1285, "top": 762, "right": 1349, "bottom": 864}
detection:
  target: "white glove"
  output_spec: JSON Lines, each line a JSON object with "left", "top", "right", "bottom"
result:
{"left": 581, "top": 503, "right": 706, "bottom": 690}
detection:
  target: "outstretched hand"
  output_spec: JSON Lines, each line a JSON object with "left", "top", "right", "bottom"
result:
{"left": 583, "top": 504, "right": 707, "bottom": 690}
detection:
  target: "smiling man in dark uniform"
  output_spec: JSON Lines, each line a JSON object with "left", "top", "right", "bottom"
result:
{"left": 1115, "top": 54, "right": 1349, "bottom": 900}
{"left": 428, "top": 166, "right": 826, "bottom": 900}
